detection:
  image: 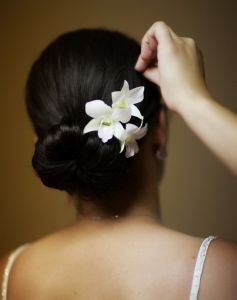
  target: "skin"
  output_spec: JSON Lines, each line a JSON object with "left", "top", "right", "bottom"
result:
{"left": 1, "top": 21, "right": 237, "bottom": 300}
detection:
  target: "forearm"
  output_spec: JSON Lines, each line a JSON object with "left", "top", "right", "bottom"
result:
{"left": 177, "top": 95, "right": 237, "bottom": 175}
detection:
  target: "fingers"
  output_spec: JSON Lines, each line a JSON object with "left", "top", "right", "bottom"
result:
{"left": 134, "top": 42, "right": 156, "bottom": 73}
{"left": 142, "top": 66, "right": 160, "bottom": 86}
{"left": 135, "top": 21, "right": 176, "bottom": 72}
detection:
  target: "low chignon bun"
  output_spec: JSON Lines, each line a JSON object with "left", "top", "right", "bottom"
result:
{"left": 32, "top": 117, "right": 129, "bottom": 199}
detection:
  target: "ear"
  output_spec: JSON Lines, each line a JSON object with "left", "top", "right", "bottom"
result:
{"left": 152, "top": 107, "right": 168, "bottom": 157}
{"left": 34, "top": 135, "right": 38, "bottom": 144}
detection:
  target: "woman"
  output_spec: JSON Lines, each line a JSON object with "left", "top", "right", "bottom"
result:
{"left": 1, "top": 22, "right": 237, "bottom": 300}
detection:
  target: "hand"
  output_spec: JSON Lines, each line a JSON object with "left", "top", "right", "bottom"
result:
{"left": 135, "top": 21, "right": 210, "bottom": 112}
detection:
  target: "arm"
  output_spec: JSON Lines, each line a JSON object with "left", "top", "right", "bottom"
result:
{"left": 135, "top": 21, "right": 237, "bottom": 175}
{"left": 177, "top": 94, "right": 237, "bottom": 175}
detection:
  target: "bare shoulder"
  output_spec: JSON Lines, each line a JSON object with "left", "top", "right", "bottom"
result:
{"left": 2, "top": 223, "right": 92, "bottom": 300}
{"left": 5, "top": 234, "right": 70, "bottom": 300}
{"left": 0, "top": 245, "right": 38, "bottom": 300}
{"left": 198, "top": 237, "right": 237, "bottom": 300}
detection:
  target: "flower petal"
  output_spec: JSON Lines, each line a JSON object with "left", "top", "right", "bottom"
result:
{"left": 127, "top": 86, "right": 144, "bottom": 104}
{"left": 125, "top": 140, "right": 139, "bottom": 158}
{"left": 135, "top": 123, "right": 148, "bottom": 140}
{"left": 121, "top": 80, "right": 129, "bottom": 94}
{"left": 83, "top": 118, "right": 100, "bottom": 134}
{"left": 111, "top": 81, "right": 129, "bottom": 104}
{"left": 125, "top": 123, "right": 138, "bottom": 134}
{"left": 111, "top": 91, "right": 122, "bottom": 104}
{"left": 133, "top": 140, "right": 139, "bottom": 154}
{"left": 112, "top": 107, "right": 131, "bottom": 123}
{"left": 98, "top": 124, "right": 114, "bottom": 143}
{"left": 120, "top": 141, "right": 125, "bottom": 153}
{"left": 131, "top": 105, "right": 143, "bottom": 120}
{"left": 86, "top": 100, "right": 111, "bottom": 118}
{"left": 125, "top": 144, "right": 135, "bottom": 158}
{"left": 113, "top": 122, "right": 125, "bottom": 140}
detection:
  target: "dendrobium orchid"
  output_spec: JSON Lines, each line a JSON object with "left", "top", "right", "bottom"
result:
{"left": 83, "top": 100, "right": 124, "bottom": 143}
{"left": 83, "top": 80, "right": 148, "bottom": 157}
{"left": 112, "top": 80, "right": 144, "bottom": 121}
{"left": 116, "top": 123, "right": 148, "bottom": 158}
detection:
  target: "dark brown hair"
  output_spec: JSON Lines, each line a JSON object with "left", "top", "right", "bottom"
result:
{"left": 25, "top": 28, "right": 161, "bottom": 212}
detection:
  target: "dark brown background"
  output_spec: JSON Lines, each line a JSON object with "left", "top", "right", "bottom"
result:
{"left": 1, "top": 0, "right": 236, "bottom": 256}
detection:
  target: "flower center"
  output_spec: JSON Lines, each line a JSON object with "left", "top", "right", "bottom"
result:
{"left": 115, "top": 98, "right": 128, "bottom": 109}
{"left": 125, "top": 134, "right": 133, "bottom": 144}
{"left": 101, "top": 116, "right": 112, "bottom": 126}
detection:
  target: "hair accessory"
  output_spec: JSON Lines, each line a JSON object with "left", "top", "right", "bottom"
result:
{"left": 83, "top": 80, "right": 148, "bottom": 158}
{"left": 116, "top": 123, "right": 148, "bottom": 158}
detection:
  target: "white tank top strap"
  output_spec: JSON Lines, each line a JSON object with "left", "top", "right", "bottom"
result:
{"left": 189, "top": 235, "right": 218, "bottom": 300}
{"left": 1, "top": 243, "right": 29, "bottom": 300}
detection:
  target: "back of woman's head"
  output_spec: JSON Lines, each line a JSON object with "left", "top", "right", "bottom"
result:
{"left": 25, "top": 28, "right": 161, "bottom": 213}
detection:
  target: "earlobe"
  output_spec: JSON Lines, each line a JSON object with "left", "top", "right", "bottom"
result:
{"left": 34, "top": 136, "right": 38, "bottom": 143}
{"left": 156, "top": 149, "right": 166, "bottom": 160}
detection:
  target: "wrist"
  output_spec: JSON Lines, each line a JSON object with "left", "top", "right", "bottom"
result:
{"left": 175, "top": 91, "right": 213, "bottom": 118}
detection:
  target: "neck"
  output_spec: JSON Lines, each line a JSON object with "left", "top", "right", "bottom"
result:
{"left": 75, "top": 178, "right": 162, "bottom": 225}
{"left": 73, "top": 147, "right": 163, "bottom": 226}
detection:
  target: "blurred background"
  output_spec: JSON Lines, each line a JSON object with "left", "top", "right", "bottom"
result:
{"left": 0, "top": 0, "right": 236, "bottom": 256}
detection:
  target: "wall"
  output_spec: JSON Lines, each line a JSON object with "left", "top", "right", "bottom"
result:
{"left": 0, "top": 0, "right": 236, "bottom": 256}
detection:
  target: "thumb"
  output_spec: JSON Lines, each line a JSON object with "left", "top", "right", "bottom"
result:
{"left": 143, "top": 67, "right": 160, "bottom": 86}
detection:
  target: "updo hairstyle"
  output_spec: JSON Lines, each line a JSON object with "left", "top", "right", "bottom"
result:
{"left": 25, "top": 28, "right": 161, "bottom": 212}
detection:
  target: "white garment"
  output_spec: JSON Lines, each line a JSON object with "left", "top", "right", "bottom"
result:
{"left": 1, "top": 243, "right": 29, "bottom": 300}
{"left": 189, "top": 236, "right": 217, "bottom": 300}
{"left": 1, "top": 236, "right": 217, "bottom": 300}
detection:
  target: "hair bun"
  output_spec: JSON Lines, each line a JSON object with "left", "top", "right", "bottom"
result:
{"left": 32, "top": 118, "right": 84, "bottom": 192}
{"left": 32, "top": 117, "right": 126, "bottom": 198}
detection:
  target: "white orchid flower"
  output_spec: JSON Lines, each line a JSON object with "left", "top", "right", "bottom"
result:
{"left": 112, "top": 80, "right": 144, "bottom": 121}
{"left": 83, "top": 81, "right": 147, "bottom": 154}
{"left": 83, "top": 100, "right": 124, "bottom": 143}
{"left": 115, "top": 123, "right": 148, "bottom": 158}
